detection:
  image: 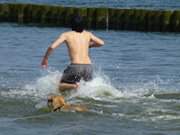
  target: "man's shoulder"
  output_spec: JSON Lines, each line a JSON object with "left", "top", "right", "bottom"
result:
{"left": 61, "top": 31, "right": 71, "bottom": 36}
{"left": 84, "top": 30, "right": 92, "bottom": 35}
{"left": 59, "top": 31, "right": 72, "bottom": 39}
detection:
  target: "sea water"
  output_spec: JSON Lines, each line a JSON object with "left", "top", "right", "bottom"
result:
{"left": 1, "top": 0, "right": 180, "bottom": 10}
{"left": 0, "top": 23, "right": 180, "bottom": 135}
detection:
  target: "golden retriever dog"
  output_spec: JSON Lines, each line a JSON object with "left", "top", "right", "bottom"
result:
{"left": 47, "top": 95, "right": 87, "bottom": 112}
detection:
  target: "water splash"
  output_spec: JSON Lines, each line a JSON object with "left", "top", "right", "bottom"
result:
{"left": 1, "top": 69, "right": 180, "bottom": 124}
{"left": 1, "top": 69, "right": 179, "bottom": 101}
{"left": 0, "top": 70, "right": 61, "bottom": 99}
{"left": 70, "top": 75, "right": 123, "bottom": 100}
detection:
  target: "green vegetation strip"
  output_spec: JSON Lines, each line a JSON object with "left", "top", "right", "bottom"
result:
{"left": 0, "top": 3, "right": 180, "bottom": 32}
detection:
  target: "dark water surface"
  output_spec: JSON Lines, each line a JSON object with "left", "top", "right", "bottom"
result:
{"left": 0, "top": 23, "right": 180, "bottom": 135}
{"left": 1, "top": 0, "right": 180, "bottom": 10}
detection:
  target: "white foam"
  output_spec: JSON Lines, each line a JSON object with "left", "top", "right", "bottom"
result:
{"left": 133, "top": 114, "right": 180, "bottom": 122}
{"left": 24, "top": 70, "right": 61, "bottom": 97}
{"left": 0, "top": 70, "right": 61, "bottom": 99}
{"left": 70, "top": 75, "right": 123, "bottom": 100}
{"left": 0, "top": 69, "right": 167, "bottom": 101}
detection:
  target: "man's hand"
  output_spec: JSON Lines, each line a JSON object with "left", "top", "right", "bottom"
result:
{"left": 41, "top": 57, "right": 48, "bottom": 68}
{"left": 41, "top": 47, "right": 54, "bottom": 68}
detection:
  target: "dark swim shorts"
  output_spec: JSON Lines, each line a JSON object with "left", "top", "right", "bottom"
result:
{"left": 61, "top": 64, "right": 93, "bottom": 84}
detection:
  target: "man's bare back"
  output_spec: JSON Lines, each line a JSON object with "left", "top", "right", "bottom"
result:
{"left": 42, "top": 30, "right": 104, "bottom": 65}
{"left": 64, "top": 31, "right": 92, "bottom": 64}
{"left": 41, "top": 30, "right": 104, "bottom": 91}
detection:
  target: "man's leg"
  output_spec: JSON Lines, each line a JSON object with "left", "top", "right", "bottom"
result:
{"left": 60, "top": 64, "right": 81, "bottom": 92}
{"left": 59, "top": 82, "right": 79, "bottom": 92}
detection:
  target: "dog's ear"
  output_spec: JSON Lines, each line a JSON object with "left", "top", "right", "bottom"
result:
{"left": 59, "top": 96, "right": 66, "bottom": 105}
{"left": 47, "top": 95, "right": 67, "bottom": 112}
{"left": 52, "top": 96, "right": 66, "bottom": 112}
{"left": 47, "top": 95, "right": 54, "bottom": 111}
{"left": 48, "top": 95, "right": 56, "bottom": 100}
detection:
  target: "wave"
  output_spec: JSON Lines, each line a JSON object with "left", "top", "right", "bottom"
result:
{"left": 1, "top": 69, "right": 180, "bottom": 102}
{"left": 0, "top": 69, "right": 180, "bottom": 122}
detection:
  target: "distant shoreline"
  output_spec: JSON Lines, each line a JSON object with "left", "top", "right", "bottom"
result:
{"left": 0, "top": 3, "right": 180, "bottom": 32}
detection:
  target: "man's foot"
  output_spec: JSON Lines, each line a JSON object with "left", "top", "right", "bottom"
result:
{"left": 75, "top": 83, "right": 80, "bottom": 89}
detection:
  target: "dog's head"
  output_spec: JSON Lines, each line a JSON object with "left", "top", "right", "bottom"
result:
{"left": 47, "top": 95, "right": 66, "bottom": 112}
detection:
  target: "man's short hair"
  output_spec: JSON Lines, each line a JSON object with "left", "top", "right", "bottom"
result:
{"left": 71, "top": 14, "right": 85, "bottom": 33}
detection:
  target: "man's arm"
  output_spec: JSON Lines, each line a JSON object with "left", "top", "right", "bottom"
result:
{"left": 41, "top": 34, "right": 66, "bottom": 68}
{"left": 89, "top": 32, "right": 104, "bottom": 48}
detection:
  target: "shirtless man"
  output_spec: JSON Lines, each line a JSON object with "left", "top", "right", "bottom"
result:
{"left": 41, "top": 15, "right": 104, "bottom": 92}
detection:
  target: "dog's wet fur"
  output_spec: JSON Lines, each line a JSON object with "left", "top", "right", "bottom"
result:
{"left": 47, "top": 95, "right": 88, "bottom": 112}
